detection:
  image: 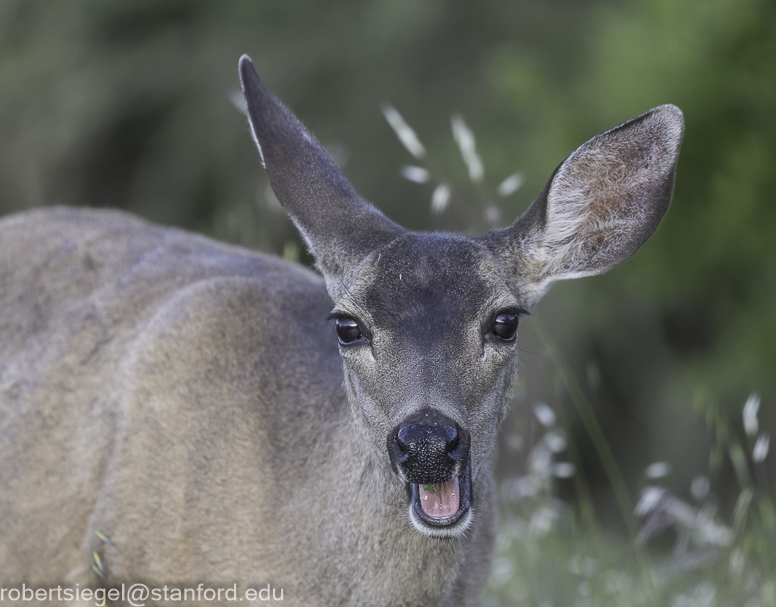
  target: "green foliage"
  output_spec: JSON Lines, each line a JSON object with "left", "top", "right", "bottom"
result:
{"left": 484, "top": 0, "right": 776, "bottom": 414}
{"left": 484, "top": 365, "right": 775, "bottom": 606}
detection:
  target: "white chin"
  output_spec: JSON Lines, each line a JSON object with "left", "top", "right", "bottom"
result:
{"left": 408, "top": 504, "right": 474, "bottom": 538}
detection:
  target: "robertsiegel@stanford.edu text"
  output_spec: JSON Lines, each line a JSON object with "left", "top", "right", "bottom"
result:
{"left": 0, "top": 583, "right": 284, "bottom": 605}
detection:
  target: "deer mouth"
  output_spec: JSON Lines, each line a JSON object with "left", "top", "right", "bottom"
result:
{"left": 387, "top": 409, "right": 473, "bottom": 536}
{"left": 407, "top": 462, "right": 472, "bottom": 535}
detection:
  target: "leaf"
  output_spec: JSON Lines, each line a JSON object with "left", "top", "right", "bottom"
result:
{"left": 451, "top": 114, "right": 483, "bottom": 182}
{"left": 400, "top": 165, "right": 430, "bottom": 183}
{"left": 743, "top": 393, "right": 760, "bottom": 437}
{"left": 430, "top": 184, "right": 450, "bottom": 214}
{"left": 753, "top": 433, "right": 770, "bottom": 463}
{"left": 94, "top": 530, "right": 109, "bottom": 543}
{"left": 497, "top": 173, "right": 524, "bottom": 197}
{"left": 381, "top": 104, "right": 426, "bottom": 159}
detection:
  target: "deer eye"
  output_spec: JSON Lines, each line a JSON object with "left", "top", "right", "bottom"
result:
{"left": 492, "top": 312, "right": 518, "bottom": 342}
{"left": 335, "top": 317, "right": 365, "bottom": 345}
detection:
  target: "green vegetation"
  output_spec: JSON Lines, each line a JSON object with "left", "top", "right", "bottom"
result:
{"left": 482, "top": 336, "right": 775, "bottom": 605}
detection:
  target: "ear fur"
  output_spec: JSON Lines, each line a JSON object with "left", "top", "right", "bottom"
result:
{"left": 484, "top": 105, "right": 684, "bottom": 310}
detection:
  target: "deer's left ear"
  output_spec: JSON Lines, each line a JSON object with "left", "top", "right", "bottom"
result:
{"left": 484, "top": 105, "right": 684, "bottom": 310}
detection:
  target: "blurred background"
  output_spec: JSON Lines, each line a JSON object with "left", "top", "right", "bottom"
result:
{"left": 1, "top": 0, "right": 774, "bottom": 604}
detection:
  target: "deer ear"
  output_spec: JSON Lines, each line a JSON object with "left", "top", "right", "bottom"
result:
{"left": 238, "top": 55, "right": 404, "bottom": 298}
{"left": 485, "top": 105, "right": 684, "bottom": 310}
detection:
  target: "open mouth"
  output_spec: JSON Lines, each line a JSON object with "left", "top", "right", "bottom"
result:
{"left": 387, "top": 409, "right": 474, "bottom": 536}
{"left": 408, "top": 462, "right": 472, "bottom": 533}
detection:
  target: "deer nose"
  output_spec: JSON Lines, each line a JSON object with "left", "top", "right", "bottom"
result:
{"left": 388, "top": 411, "right": 470, "bottom": 484}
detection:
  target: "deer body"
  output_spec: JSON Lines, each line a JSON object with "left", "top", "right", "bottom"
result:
{"left": 0, "top": 209, "right": 494, "bottom": 605}
{"left": 0, "top": 56, "right": 683, "bottom": 606}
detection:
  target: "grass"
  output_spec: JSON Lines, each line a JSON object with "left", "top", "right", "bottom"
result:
{"left": 480, "top": 330, "right": 775, "bottom": 607}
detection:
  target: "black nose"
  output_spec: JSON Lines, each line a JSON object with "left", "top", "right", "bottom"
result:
{"left": 388, "top": 409, "right": 470, "bottom": 484}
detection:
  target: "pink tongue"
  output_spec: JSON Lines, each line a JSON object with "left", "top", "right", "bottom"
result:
{"left": 419, "top": 478, "right": 460, "bottom": 518}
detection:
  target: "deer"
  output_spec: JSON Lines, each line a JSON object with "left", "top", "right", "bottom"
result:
{"left": 0, "top": 55, "right": 683, "bottom": 606}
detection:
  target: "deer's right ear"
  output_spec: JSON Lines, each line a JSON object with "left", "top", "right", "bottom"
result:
{"left": 485, "top": 105, "right": 684, "bottom": 311}
{"left": 238, "top": 55, "right": 404, "bottom": 299}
